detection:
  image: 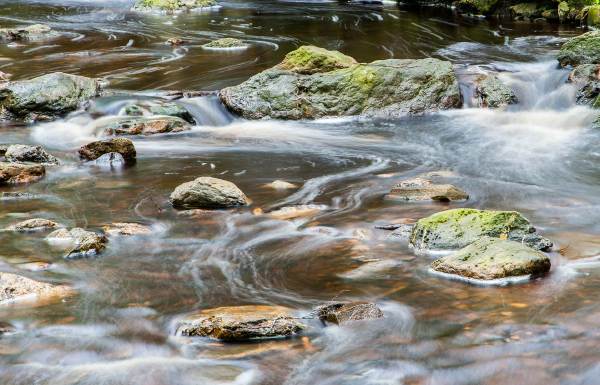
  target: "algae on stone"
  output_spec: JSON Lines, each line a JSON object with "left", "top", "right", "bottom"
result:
{"left": 277, "top": 45, "right": 357, "bottom": 74}
{"left": 202, "top": 37, "right": 247, "bottom": 49}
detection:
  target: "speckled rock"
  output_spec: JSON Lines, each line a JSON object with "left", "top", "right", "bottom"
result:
{"left": 388, "top": 177, "right": 468, "bottom": 202}
{"left": 431, "top": 236, "right": 551, "bottom": 280}
{"left": 5, "top": 218, "right": 61, "bottom": 232}
{"left": 410, "top": 208, "right": 552, "bottom": 251}
{"left": 132, "top": 0, "right": 217, "bottom": 13}
{"left": 557, "top": 31, "right": 600, "bottom": 67}
{"left": 0, "top": 162, "right": 45, "bottom": 184}
{"left": 101, "top": 116, "right": 191, "bottom": 136}
{"left": 170, "top": 177, "right": 249, "bottom": 209}
{"left": 315, "top": 302, "right": 384, "bottom": 324}
{"left": 102, "top": 222, "right": 152, "bottom": 236}
{"left": 4, "top": 144, "right": 59, "bottom": 165}
{"left": 474, "top": 75, "right": 518, "bottom": 108}
{"left": 79, "top": 138, "right": 136, "bottom": 162}
{"left": 176, "top": 305, "right": 304, "bottom": 341}
{"left": 46, "top": 227, "right": 107, "bottom": 258}
{"left": 0, "top": 272, "right": 71, "bottom": 305}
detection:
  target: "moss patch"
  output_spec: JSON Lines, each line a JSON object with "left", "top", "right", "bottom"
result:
{"left": 278, "top": 46, "right": 357, "bottom": 75}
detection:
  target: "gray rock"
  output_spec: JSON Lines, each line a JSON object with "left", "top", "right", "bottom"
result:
{"left": 567, "top": 63, "right": 600, "bottom": 106}
{"left": 219, "top": 46, "right": 461, "bottom": 120}
{"left": 388, "top": 177, "right": 468, "bottom": 202}
{"left": 101, "top": 116, "right": 191, "bottom": 136}
{"left": 79, "top": 138, "right": 136, "bottom": 162}
{"left": 203, "top": 38, "right": 247, "bottom": 49}
{"left": 46, "top": 227, "right": 107, "bottom": 258}
{"left": 315, "top": 302, "right": 384, "bottom": 325}
{"left": 4, "top": 144, "right": 59, "bottom": 165}
{"left": 5, "top": 218, "right": 61, "bottom": 232}
{"left": 474, "top": 74, "right": 518, "bottom": 108}
{"left": 557, "top": 31, "right": 600, "bottom": 67}
{"left": 132, "top": 0, "right": 217, "bottom": 13}
{"left": 409, "top": 208, "right": 552, "bottom": 251}
{"left": 431, "top": 236, "right": 551, "bottom": 280}
{"left": 0, "top": 72, "right": 103, "bottom": 122}
{"left": 120, "top": 99, "right": 195, "bottom": 124}
{"left": 91, "top": 152, "right": 126, "bottom": 168}
{"left": 0, "top": 24, "right": 60, "bottom": 42}
{"left": 0, "top": 162, "right": 45, "bottom": 185}
{"left": 170, "top": 177, "right": 249, "bottom": 209}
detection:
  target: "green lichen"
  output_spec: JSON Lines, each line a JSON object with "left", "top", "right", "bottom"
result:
{"left": 278, "top": 46, "right": 357, "bottom": 75}
{"left": 349, "top": 65, "right": 380, "bottom": 92}
{"left": 203, "top": 38, "right": 246, "bottom": 48}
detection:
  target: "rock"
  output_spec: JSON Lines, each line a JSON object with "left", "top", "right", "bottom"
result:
{"left": 4, "top": 144, "right": 59, "bottom": 165}
{"left": 557, "top": 31, "right": 600, "bottom": 67}
{"left": 78, "top": 138, "right": 136, "bottom": 162}
{"left": 567, "top": 63, "right": 600, "bottom": 106}
{"left": 409, "top": 208, "right": 552, "bottom": 251}
{"left": 266, "top": 205, "right": 327, "bottom": 220}
{"left": 101, "top": 116, "right": 191, "bottom": 136}
{"left": 46, "top": 227, "right": 107, "bottom": 258}
{"left": 5, "top": 218, "right": 61, "bottom": 232}
{"left": 0, "top": 72, "right": 103, "bottom": 122}
{"left": 474, "top": 75, "right": 518, "bottom": 108}
{"left": 202, "top": 38, "right": 248, "bottom": 49}
{"left": 176, "top": 305, "right": 304, "bottom": 341}
{"left": 455, "top": 0, "right": 498, "bottom": 15}
{"left": 0, "top": 24, "right": 59, "bottom": 42}
{"left": 102, "top": 222, "right": 152, "bottom": 236}
{"left": 430, "top": 236, "right": 551, "bottom": 280}
{"left": 0, "top": 272, "right": 71, "bottom": 305}
{"left": 0, "top": 321, "right": 15, "bottom": 334}
{"left": 219, "top": 46, "right": 461, "bottom": 120}
{"left": 264, "top": 180, "right": 298, "bottom": 190}
{"left": 1, "top": 192, "right": 37, "bottom": 200}
{"left": 315, "top": 302, "right": 384, "bottom": 325}
{"left": 132, "top": 0, "right": 217, "bottom": 12}
{"left": 510, "top": 3, "right": 540, "bottom": 19}
{"left": 167, "top": 38, "right": 185, "bottom": 46}
{"left": 169, "top": 177, "right": 249, "bottom": 209}
{"left": 277, "top": 45, "right": 357, "bottom": 75}
{"left": 388, "top": 177, "right": 468, "bottom": 202}
{"left": 91, "top": 152, "right": 126, "bottom": 168}
{"left": 0, "top": 144, "right": 8, "bottom": 156}
{"left": 0, "top": 162, "right": 45, "bottom": 184}
{"left": 120, "top": 99, "right": 195, "bottom": 124}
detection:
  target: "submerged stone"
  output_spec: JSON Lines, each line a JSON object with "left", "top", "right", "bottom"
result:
{"left": 132, "top": 0, "right": 217, "bottom": 12}
{"left": 0, "top": 24, "right": 59, "bottom": 42}
{"left": 264, "top": 180, "right": 298, "bottom": 190}
{"left": 219, "top": 46, "right": 461, "bottom": 120}
{"left": 202, "top": 38, "right": 247, "bottom": 49}
{"left": 266, "top": 205, "right": 327, "bottom": 220}
{"left": 0, "top": 72, "right": 103, "bottom": 122}
{"left": 79, "top": 138, "right": 136, "bottom": 162}
{"left": 101, "top": 116, "right": 191, "bottom": 136}
{"left": 5, "top": 218, "right": 61, "bottom": 232}
{"left": 0, "top": 272, "right": 71, "bottom": 305}
{"left": 430, "top": 236, "right": 551, "bottom": 280}
{"left": 474, "top": 75, "right": 518, "bottom": 108}
{"left": 176, "top": 305, "right": 304, "bottom": 341}
{"left": 46, "top": 227, "right": 107, "bottom": 258}
{"left": 120, "top": 100, "right": 195, "bottom": 124}
{"left": 388, "top": 177, "right": 468, "bottom": 202}
{"left": 410, "top": 208, "right": 552, "bottom": 251}
{"left": 557, "top": 31, "right": 600, "bottom": 67}
{"left": 315, "top": 302, "right": 384, "bottom": 325}
{"left": 102, "top": 222, "right": 152, "bottom": 236}
{"left": 170, "top": 177, "right": 249, "bottom": 209}
{"left": 4, "top": 144, "right": 59, "bottom": 165}
{"left": 0, "top": 162, "right": 45, "bottom": 184}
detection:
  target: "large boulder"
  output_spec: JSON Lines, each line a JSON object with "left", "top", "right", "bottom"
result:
{"left": 388, "top": 177, "right": 468, "bottom": 202}
{"left": 474, "top": 75, "right": 518, "bottom": 109}
{"left": 78, "top": 138, "right": 136, "bottom": 162}
{"left": 0, "top": 272, "right": 71, "bottom": 305}
{"left": 430, "top": 236, "right": 551, "bottom": 280}
{"left": 0, "top": 24, "right": 59, "bottom": 42}
{"left": 169, "top": 177, "right": 249, "bottom": 209}
{"left": 0, "top": 162, "right": 45, "bottom": 184}
{"left": 101, "top": 116, "right": 191, "bottom": 136}
{"left": 557, "top": 31, "right": 600, "bottom": 67}
{"left": 132, "top": 0, "right": 217, "bottom": 12}
{"left": 219, "top": 46, "right": 461, "bottom": 120}
{"left": 315, "top": 302, "right": 384, "bottom": 325}
{"left": 4, "top": 144, "right": 59, "bottom": 165}
{"left": 5, "top": 218, "right": 61, "bottom": 232}
{"left": 46, "top": 227, "right": 107, "bottom": 258}
{"left": 176, "top": 305, "right": 304, "bottom": 341}
{"left": 409, "top": 208, "right": 552, "bottom": 251}
{"left": 0, "top": 72, "right": 103, "bottom": 122}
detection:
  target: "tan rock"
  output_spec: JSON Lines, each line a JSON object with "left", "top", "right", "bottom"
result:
{"left": 0, "top": 162, "right": 45, "bottom": 184}
{"left": 103, "top": 222, "right": 152, "bottom": 236}
{"left": 388, "top": 177, "right": 468, "bottom": 202}
{"left": 5, "top": 218, "right": 60, "bottom": 232}
{"left": 0, "top": 272, "right": 71, "bottom": 305}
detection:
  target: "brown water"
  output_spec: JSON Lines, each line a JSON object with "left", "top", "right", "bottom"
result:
{"left": 1, "top": 1, "right": 600, "bottom": 384}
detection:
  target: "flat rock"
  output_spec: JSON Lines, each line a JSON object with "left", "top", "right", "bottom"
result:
{"left": 0, "top": 271, "right": 71, "bottom": 305}
{"left": 0, "top": 72, "right": 103, "bottom": 122}
{"left": 410, "top": 208, "right": 553, "bottom": 251}
{"left": 474, "top": 74, "right": 518, "bottom": 108}
{"left": 431, "top": 236, "right": 551, "bottom": 280}
{"left": 4, "top": 144, "right": 59, "bottom": 165}
{"left": 0, "top": 24, "right": 60, "bottom": 42}
{"left": 120, "top": 99, "right": 195, "bottom": 124}
{"left": 46, "top": 227, "right": 107, "bottom": 258}
{"left": 315, "top": 302, "right": 384, "bottom": 324}
{"left": 102, "top": 222, "right": 152, "bottom": 236}
{"left": 176, "top": 305, "right": 304, "bottom": 341}
{"left": 0, "top": 162, "right": 45, "bottom": 184}
{"left": 5, "top": 218, "right": 61, "bottom": 232}
{"left": 388, "top": 177, "right": 468, "bottom": 202}
{"left": 101, "top": 116, "right": 191, "bottom": 136}
{"left": 170, "top": 177, "right": 249, "bottom": 209}
{"left": 219, "top": 46, "right": 461, "bottom": 120}
{"left": 203, "top": 38, "right": 248, "bottom": 49}
{"left": 79, "top": 138, "right": 136, "bottom": 162}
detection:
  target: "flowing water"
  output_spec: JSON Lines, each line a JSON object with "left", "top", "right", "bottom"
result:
{"left": 0, "top": 1, "right": 599, "bottom": 384}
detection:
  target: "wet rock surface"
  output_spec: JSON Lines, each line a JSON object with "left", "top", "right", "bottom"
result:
{"left": 0, "top": 272, "right": 71, "bottom": 304}
{"left": 474, "top": 74, "right": 518, "bottom": 108}
{"left": 176, "top": 305, "right": 304, "bottom": 341}
{"left": 119, "top": 99, "right": 195, "bottom": 124}
{"left": 170, "top": 177, "right": 249, "bottom": 209}
{"left": 203, "top": 38, "right": 247, "bottom": 49}
{"left": 410, "top": 208, "right": 552, "bottom": 251}
{"left": 132, "top": 0, "right": 217, "bottom": 12}
{"left": 316, "top": 302, "right": 384, "bottom": 324}
{"left": 388, "top": 177, "right": 468, "bottom": 202}
{"left": 568, "top": 63, "right": 600, "bottom": 106}
{"left": 0, "top": 24, "right": 59, "bottom": 42}
{"left": 101, "top": 116, "right": 191, "bottom": 136}
{"left": 0, "top": 162, "right": 45, "bottom": 184}
{"left": 46, "top": 227, "right": 107, "bottom": 258}
{"left": 431, "top": 236, "right": 551, "bottom": 280}
{"left": 557, "top": 31, "right": 600, "bottom": 67}
{"left": 5, "top": 218, "right": 61, "bottom": 232}
{"left": 220, "top": 46, "right": 461, "bottom": 120}
{"left": 79, "top": 138, "right": 136, "bottom": 162}
{"left": 102, "top": 222, "right": 152, "bottom": 236}
{"left": 0, "top": 72, "right": 103, "bottom": 122}
{"left": 4, "top": 144, "right": 59, "bottom": 165}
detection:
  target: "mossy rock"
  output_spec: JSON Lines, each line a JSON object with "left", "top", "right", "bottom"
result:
{"left": 431, "top": 236, "right": 551, "bottom": 280}
{"left": 510, "top": 3, "right": 539, "bottom": 18}
{"left": 277, "top": 45, "right": 357, "bottom": 75}
{"left": 202, "top": 38, "right": 247, "bottom": 49}
{"left": 474, "top": 74, "right": 518, "bottom": 108}
{"left": 558, "top": 31, "right": 600, "bottom": 67}
{"left": 121, "top": 99, "right": 195, "bottom": 123}
{"left": 410, "top": 208, "right": 553, "bottom": 251}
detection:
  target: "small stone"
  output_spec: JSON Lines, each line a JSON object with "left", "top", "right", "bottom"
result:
{"left": 315, "top": 302, "right": 384, "bottom": 324}
{"left": 102, "top": 222, "right": 152, "bottom": 236}
{"left": 1, "top": 192, "right": 36, "bottom": 200}
{"left": 102, "top": 116, "right": 191, "bottom": 136}
{"left": 46, "top": 227, "right": 107, "bottom": 258}
{"left": 0, "top": 24, "right": 59, "bottom": 42}
{"left": 0, "top": 272, "right": 71, "bottom": 305}
{"left": 4, "top": 144, "right": 59, "bottom": 165}
{"left": 5, "top": 218, "right": 61, "bottom": 232}
{"left": 202, "top": 38, "right": 248, "bottom": 49}
{"left": 265, "top": 180, "right": 298, "bottom": 190}
{"left": 170, "top": 177, "right": 249, "bottom": 209}
{"left": 176, "top": 305, "right": 304, "bottom": 341}
{"left": 430, "top": 236, "right": 551, "bottom": 280}
{"left": 474, "top": 74, "right": 518, "bottom": 109}
{"left": 91, "top": 152, "right": 126, "bottom": 168}
{"left": 266, "top": 205, "right": 326, "bottom": 220}
{"left": 167, "top": 38, "right": 185, "bottom": 46}
{"left": 0, "top": 162, "right": 45, "bottom": 185}
{"left": 79, "top": 138, "right": 136, "bottom": 162}
{"left": 388, "top": 177, "right": 468, "bottom": 202}
{"left": 132, "top": 0, "right": 217, "bottom": 13}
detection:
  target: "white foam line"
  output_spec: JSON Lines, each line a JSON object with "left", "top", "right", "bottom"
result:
{"left": 428, "top": 268, "right": 533, "bottom": 286}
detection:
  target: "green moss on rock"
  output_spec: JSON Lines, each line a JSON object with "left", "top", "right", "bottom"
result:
{"left": 203, "top": 37, "right": 247, "bottom": 49}
{"left": 278, "top": 46, "right": 357, "bottom": 75}
{"left": 455, "top": 0, "right": 499, "bottom": 15}
{"left": 558, "top": 31, "right": 600, "bottom": 67}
